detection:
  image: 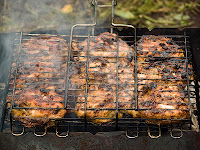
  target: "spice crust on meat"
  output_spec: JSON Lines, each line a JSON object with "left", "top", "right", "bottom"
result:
{"left": 71, "top": 32, "right": 135, "bottom": 123}
{"left": 135, "top": 35, "right": 193, "bottom": 124}
{"left": 7, "top": 36, "right": 68, "bottom": 127}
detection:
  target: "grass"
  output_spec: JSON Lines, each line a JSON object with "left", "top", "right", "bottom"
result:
{"left": 99, "top": 0, "right": 200, "bottom": 29}
{"left": 113, "top": 0, "right": 200, "bottom": 29}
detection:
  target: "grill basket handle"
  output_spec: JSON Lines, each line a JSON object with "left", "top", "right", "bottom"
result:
{"left": 11, "top": 124, "right": 24, "bottom": 136}
{"left": 126, "top": 123, "right": 139, "bottom": 139}
{"left": 170, "top": 125, "right": 183, "bottom": 139}
{"left": 34, "top": 126, "right": 47, "bottom": 137}
{"left": 91, "top": 0, "right": 117, "bottom": 6}
{"left": 55, "top": 124, "right": 69, "bottom": 138}
{"left": 148, "top": 124, "right": 161, "bottom": 138}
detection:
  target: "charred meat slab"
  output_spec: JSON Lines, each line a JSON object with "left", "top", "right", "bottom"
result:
{"left": 7, "top": 35, "right": 68, "bottom": 127}
{"left": 136, "top": 35, "right": 193, "bottom": 124}
{"left": 70, "top": 32, "right": 135, "bottom": 123}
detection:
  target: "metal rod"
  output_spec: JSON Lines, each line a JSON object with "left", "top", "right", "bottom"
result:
{"left": 10, "top": 31, "right": 23, "bottom": 113}
{"left": 97, "top": 5, "right": 112, "bottom": 8}
{"left": 115, "top": 34, "right": 119, "bottom": 128}
{"left": 93, "top": 0, "right": 98, "bottom": 25}
{"left": 3, "top": 0, "right": 7, "bottom": 12}
{"left": 84, "top": 29, "right": 91, "bottom": 129}
{"left": 134, "top": 28, "right": 138, "bottom": 110}
{"left": 12, "top": 116, "right": 191, "bottom": 121}
{"left": 184, "top": 32, "right": 191, "bottom": 117}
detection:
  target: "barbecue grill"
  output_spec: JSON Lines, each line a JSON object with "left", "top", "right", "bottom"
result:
{"left": 0, "top": 0, "right": 200, "bottom": 141}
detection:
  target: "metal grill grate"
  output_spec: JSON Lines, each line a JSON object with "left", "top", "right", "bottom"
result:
{"left": 4, "top": 29, "right": 198, "bottom": 138}
{"left": 3, "top": 0, "right": 199, "bottom": 138}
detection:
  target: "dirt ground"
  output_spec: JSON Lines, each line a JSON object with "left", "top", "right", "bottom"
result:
{"left": 0, "top": 0, "right": 200, "bottom": 33}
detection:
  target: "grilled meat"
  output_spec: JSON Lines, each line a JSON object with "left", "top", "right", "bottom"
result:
{"left": 71, "top": 32, "right": 135, "bottom": 123}
{"left": 72, "top": 33, "right": 193, "bottom": 124}
{"left": 8, "top": 32, "right": 194, "bottom": 126}
{"left": 7, "top": 35, "right": 68, "bottom": 127}
{"left": 75, "top": 88, "right": 123, "bottom": 123}
{"left": 135, "top": 35, "right": 193, "bottom": 124}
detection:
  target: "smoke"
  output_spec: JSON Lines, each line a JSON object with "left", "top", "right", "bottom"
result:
{"left": 0, "top": 0, "right": 118, "bottom": 33}
{"left": 0, "top": 0, "right": 94, "bottom": 86}
{"left": 0, "top": 0, "right": 117, "bottom": 93}
{"left": 0, "top": 0, "right": 95, "bottom": 33}
{"left": 0, "top": 33, "right": 14, "bottom": 85}
{"left": 0, "top": 33, "right": 14, "bottom": 129}
{"left": 0, "top": 0, "right": 111, "bottom": 84}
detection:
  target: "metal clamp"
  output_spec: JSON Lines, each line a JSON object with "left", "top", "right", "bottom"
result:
{"left": 34, "top": 126, "right": 47, "bottom": 137}
{"left": 148, "top": 124, "right": 161, "bottom": 138}
{"left": 55, "top": 125, "right": 69, "bottom": 138}
{"left": 91, "top": 0, "right": 117, "bottom": 6}
{"left": 170, "top": 125, "right": 183, "bottom": 139}
{"left": 126, "top": 123, "right": 139, "bottom": 139}
{"left": 11, "top": 124, "right": 25, "bottom": 136}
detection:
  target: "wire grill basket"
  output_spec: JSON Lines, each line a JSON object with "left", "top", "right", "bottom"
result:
{"left": 3, "top": 0, "right": 199, "bottom": 138}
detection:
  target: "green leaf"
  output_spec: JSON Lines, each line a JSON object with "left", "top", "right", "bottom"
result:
{"left": 114, "top": 9, "right": 135, "bottom": 19}
{"left": 181, "top": 19, "right": 188, "bottom": 25}
{"left": 174, "top": 14, "right": 190, "bottom": 22}
{"left": 182, "top": 15, "right": 190, "bottom": 20}
{"left": 173, "top": 14, "right": 183, "bottom": 21}
{"left": 145, "top": 20, "right": 152, "bottom": 26}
